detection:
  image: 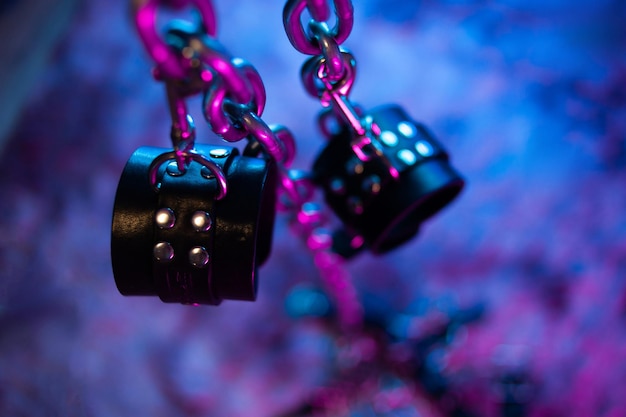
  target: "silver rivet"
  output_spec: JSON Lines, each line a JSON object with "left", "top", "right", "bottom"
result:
{"left": 398, "top": 121, "right": 417, "bottom": 138}
{"left": 209, "top": 148, "right": 229, "bottom": 158}
{"left": 200, "top": 167, "right": 215, "bottom": 180}
{"left": 415, "top": 140, "right": 434, "bottom": 157}
{"left": 346, "top": 159, "right": 364, "bottom": 175}
{"left": 362, "top": 175, "right": 382, "bottom": 194}
{"left": 189, "top": 246, "right": 209, "bottom": 268}
{"left": 155, "top": 208, "right": 176, "bottom": 229}
{"left": 329, "top": 178, "right": 346, "bottom": 194}
{"left": 154, "top": 242, "right": 174, "bottom": 262}
{"left": 347, "top": 196, "right": 364, "bottom": 215}
{"left": 191, "top": 211, "right": 212, "bottom": 232}
{"left": 166, "top": 162, "right": 184, "bottom": 176}
{"left": 397, "top": 149, "right": 417, "bottom": 166}
{"left": 380, "top": 130, "right": 399, "bottom": 147}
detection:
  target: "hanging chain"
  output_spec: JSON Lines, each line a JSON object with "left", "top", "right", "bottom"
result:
{"left": 132, "top": 0, "right": 295, "bottom": 200}
{"left": 284, "top": 0, "right": 399, "bottom": 181}
{"left": 283, "top": 0, "right": 366, "bottom": 330}
{"left": 131, "top": 0, "right": 364, "bottom": 328}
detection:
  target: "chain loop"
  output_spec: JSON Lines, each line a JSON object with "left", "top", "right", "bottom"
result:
{"left": 300, "top": 51, "right": 356, "bottom": 106}
{"left": 305, "top": 0, "right": 331, "bottom": 22}
{"left": 147, "top": 150, "right": 228, "bottom": 199}
{"left": 283, "top": 0, "right": 354, "bottom": 55}
{"left": 307, "top": 20, "right": 345, "bottom": 81}
{"left": 225, "top": 105, "right": 287, "bottom": 164}
{"left": 203, "top": 60, "right": 266, "bottom": 142}
{"left": 133, "top": 0, "right": 217, "bottom": 79}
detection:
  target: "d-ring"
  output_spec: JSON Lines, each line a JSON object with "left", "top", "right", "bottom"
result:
{"left": 148, "top": 150, "right": 228, "bottom": 199}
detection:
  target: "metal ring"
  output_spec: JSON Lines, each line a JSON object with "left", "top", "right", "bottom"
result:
{"left": 241, "top": 125, "right": 296, "bottom": 168}
{"left": 300, "top": 51, "right": 356, "bottom": 101}
{"left": 277, "top": 170, "right": 316, "bottom": 212}
{"left": 147, "top": 151, "right": 228, "bottom": 200}
{"left": 192, "top": 37, "right": 255, "bottom": 105}
{"left": 308, "top": 21, "right": 344, "bottom": 81}
{"left": 133, "top": 0, "right": 217, "bottom": 79}
{"left": 188, "top": 152, "right": 228, "bottom": 200}
{"left": 317, "top": 108, "right": 342, "bottom": 139}
{"left": 271, "top": 125, "right": 296, "bottom": 167}
{"left": 238, "top": 112, "right": 286, "bottom": 164}
{"left": 203, "top": 60, "right": 266, "bottom": 142}
{"left": 283, "top": 0, "right": 354, "bottom": 55}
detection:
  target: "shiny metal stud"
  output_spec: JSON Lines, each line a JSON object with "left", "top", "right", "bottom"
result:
{"left": 166, "top": 161, "right": 184, "bottom": 176}
{"left": 397, "top": 149, "right": 417, "bottom": 166}
{"left": 191, "top": 211, "right": 212, "bottom": 232}
{"left": 380, "top": 130, "right": 399, "bottom": 147}
{"left": 208, "top": 148, "right": 229, "bottom": 158}
{"left": 154, "top": 241, "right": 175, "bottom": 262}
{"left": 155, "top": 208, "right": 176, "bottom": 229}
{"left": 415, "top": 140, "right": 434, "bottom": 157}
{"left": 189, "top": 246, "right": 210, "bottom": 268}
{"left": 397, "top": 121, "right": 417, "bottom": 138}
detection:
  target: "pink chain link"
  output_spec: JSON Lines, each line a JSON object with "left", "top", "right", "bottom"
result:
{"left": 132, "top": 0, "right": 217, "bottom": 79}
{"left": 283, "top": 0, "right": 354, "bottom": 55}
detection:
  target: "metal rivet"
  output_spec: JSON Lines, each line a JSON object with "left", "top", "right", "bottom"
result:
{"left": 380, "top": 130, "right": 399, "bottom": 147}
{"left": 155, "top": 208, "right": 176, "bottom": 229}
{"left": 329, "top": 178, "right": 346, "bottom": 194}
{"left": 346, "top": 159, "right": 364, "bottom": 175}
{"left": 200, "top": 167, "right": 215, "bottom": 180}
{"left": 191, "top": 211, "right": 212, "bottom": 232}
{"left": 397, "top": 149, "right": 417, "bottom": 166}
{"left": 398, "top": 121, "right": 417, "bottom": 138}
{"left": 189, "top": 246, "right": 210, "bottom": 268}
{"left": 347, "top": 196, "right": 364, "bottom": 215}
{"left": 154, "top": 242, "right": 174, "bottom": 262}
{"left": 166, "top": 162, "right": 184, "bottom": 176}
{"left": 415, "top": 140, "right": 434, "bottom": 157}
{"left": 362, "top": 175, "right": 382, "bottom": 194}
{"left": 208, "top": 148, "right": 229, "bottom": 158}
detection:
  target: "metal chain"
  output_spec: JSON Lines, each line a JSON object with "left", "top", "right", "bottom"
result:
{"left": 133, "top": 0, "right": 294, "bottom": 203}
{"left": 283, "top": 0, "right": 366, "bottom": 330}
{"left": 133, "top": 0, "right": 363, "bottom": 329}
{"left": 284, "top": 0, "right": 397, "bottom": 180}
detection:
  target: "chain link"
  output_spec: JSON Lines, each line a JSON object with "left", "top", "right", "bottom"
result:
{"left": 284, "top": 0, "right": 363, "bottom": 138}
{"left": 133, "top": 0, "right": 217, "bottom": 79}
{"left": 283, "top": 0, "right": 354, "bottom": 56}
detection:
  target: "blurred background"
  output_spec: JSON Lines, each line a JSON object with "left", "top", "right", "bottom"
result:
{"left": 1, "top": 0, "right": 625, "bottom": 416}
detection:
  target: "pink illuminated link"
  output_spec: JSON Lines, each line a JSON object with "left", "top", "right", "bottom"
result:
{"left": 132, "top": 0, "right": 217, "bottom": 79}
{"left": 283, "top": 0, "right": 354, "bottom": 55}
{"left": 204, "top": 61, "right": 267, "bottom": 142}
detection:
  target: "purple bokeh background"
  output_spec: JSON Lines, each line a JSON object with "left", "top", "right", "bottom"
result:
{"left": 1, "top": 0, "right": 625, "bottom": 416}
